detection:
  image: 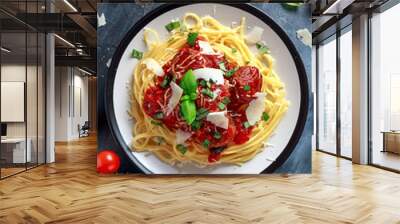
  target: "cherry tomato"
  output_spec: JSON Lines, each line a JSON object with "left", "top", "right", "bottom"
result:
{"left": 97, "top": 150, "right": 121, "bottom": 174}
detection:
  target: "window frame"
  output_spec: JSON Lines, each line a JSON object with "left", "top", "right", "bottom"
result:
{"left": 315, "top": 24, "right": 353, "bottom": 161}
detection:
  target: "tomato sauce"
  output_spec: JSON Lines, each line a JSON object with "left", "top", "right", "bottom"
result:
{"left": 142, "top": 36, "right": 263, "bottom": 163}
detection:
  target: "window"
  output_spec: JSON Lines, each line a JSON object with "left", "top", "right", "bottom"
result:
{"left": 370, "top": 3, "right": 400, "bottom": 171}
{"left": 339, "top": 29, "right": 352, "bottom": 158}
{"left": 317, "top": 37, "right": 337, "bottom": 154}
{"left": 0, "top": 1, "right": 47, "bottom": 179}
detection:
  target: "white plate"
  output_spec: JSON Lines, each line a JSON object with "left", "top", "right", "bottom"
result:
{"left": 106, "top": 3, "right": 308, "bottom": 174}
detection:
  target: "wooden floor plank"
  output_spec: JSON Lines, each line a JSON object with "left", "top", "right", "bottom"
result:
{"left": 0, "top": 135, "right": 400, "bottom": 223}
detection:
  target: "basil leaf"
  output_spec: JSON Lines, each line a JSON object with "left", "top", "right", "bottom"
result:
{"left": 131, "top": 49, "right": 143, "bottom": 59}
{"left": 180, "top": 69, "right": 198, "bottom": 95}
{"left": 231, "top": 48, "right": 237, "bottom": 53}
{"left": 243, "top": 85, "right": 251, "bottom": 91}
{"left": 190, "top": 92, "right": 197, "bottom": 100}
{"left": 180, "top": 95, "right": 190, "bottom": 102}
{"left": 187, "top": 32, "right": 198, "bottom": 46}
{"left": 180, "top": 100, "right": 196, "bottom": 125}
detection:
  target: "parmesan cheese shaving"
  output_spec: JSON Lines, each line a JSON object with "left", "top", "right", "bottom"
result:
{"left": 245, "top": 26, "right": 264, "bottom": 45}
{"left": 176, "top": 129, "right": 192, "bottom": 145}
{"left": 166, "top": 81, "right": 183, "bottom": 115}
{"left": 192, "top": 68, "right": 224, "bottom": 85}
{"left": 206, "top": 111, "right": 229, "bottom": 129}
{"left": 246, "top": 92, "right": 266, "bottom": 125}
{"left": 142, "top": 58, "right": 164, "bottom": 77}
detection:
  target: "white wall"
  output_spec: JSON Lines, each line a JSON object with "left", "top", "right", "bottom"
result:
{"left": 54, "top": 66, "right": 89, "bottom": 141}
{"left": 1, "top": 63, "right": 46, "bottom": 164}
{"left": 1, "top": 65, "right": 38, "bottom": 138}
{"left": 55, "top": 67, "right": 69, "bottom": 141}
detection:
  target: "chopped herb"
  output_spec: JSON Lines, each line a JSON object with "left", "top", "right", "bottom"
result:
{"left": 196, "top": 108, "right": 209, "bottom": 120}
{"left": 256, "top": 42, "right": 270, "bottom": 54}
{"left": 131, "top": 49, "right": 143, "bottom": 59}
{"left": 282, "top": 3, "right": 302, "bottom": 10}
{"left": 197, "top": 108, "right": 209, "bottom": 114}
{"left": 199, "top": 79, "right": 207, "bottom": 87}
{"left": 160, "top": 76, "right": 171, "bottom": 88}
{"left": 224, "top": 68, "right": 237, "bottom": 78}
{"left": 243, "top": 121, "right": 251, "bottom": 129}
{"left": 245, "top": 61, "right": 250, "bottom": 65}
{"left": 231, "top": 48, "right": 237, "bottom": 53}
{"left": 177, "top": 144, "right": 188, "bottom": 155}
{"left": 243, "top": 85, "right": 251, "bottom": 91}
{"left": 222, "top": 97, "right": 231, "bottom": 105}
{"left": 206, "top": 81, "right": 212, "bottom": 88}
{"left": 165, "top": 21, "right": 181, "bottom": 32}
{"left": 191, "top": 120, "right": 201, "bottom": 130}
{"left": 208, "top": 78, "right": 215, "bottom": 84}
{"left": 217, "top": 102, "right": 225, "bottom": 110}
{"left": 187, "top": 32, "right": 198, "bottom": 46}
{"left": 202, "top": 139, "right": 210, "bottom": 148}
{"left": 262, "top": 112, "right": 270, "bottom": 121}
{"left": 218, "top": 61, "right": 227, "bottom": 72}
{"left": 153, "top": 112, "right": 164, "bottom": 120}
{"left": 213, "top": 131, "right": 222, "bottom": 140}
{"left": 201, "top": 88, "right": 214, "bottom": 98}
{"left": 151, "top": 120, "right": 162, "bottom": 126}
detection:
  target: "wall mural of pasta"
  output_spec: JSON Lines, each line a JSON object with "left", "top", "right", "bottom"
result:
{"left": 97, "top": 3, "right": 312, "bottom": 174}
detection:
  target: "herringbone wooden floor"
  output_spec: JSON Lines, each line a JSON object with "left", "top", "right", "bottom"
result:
{"left": 1, "top": 135, "right": 400, "bottom": 224}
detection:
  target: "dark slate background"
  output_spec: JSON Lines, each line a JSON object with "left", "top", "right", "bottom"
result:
{"left": 97, "top": 3, "right": 312, "bottom": 174}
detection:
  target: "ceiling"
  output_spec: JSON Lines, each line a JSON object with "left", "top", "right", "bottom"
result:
{"left": 0, "top": 0, "right": 98, "bottom": 74}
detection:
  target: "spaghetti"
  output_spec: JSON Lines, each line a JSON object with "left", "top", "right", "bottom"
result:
{"left": 129, "top": 13, "right": 288, "bottom": 166}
